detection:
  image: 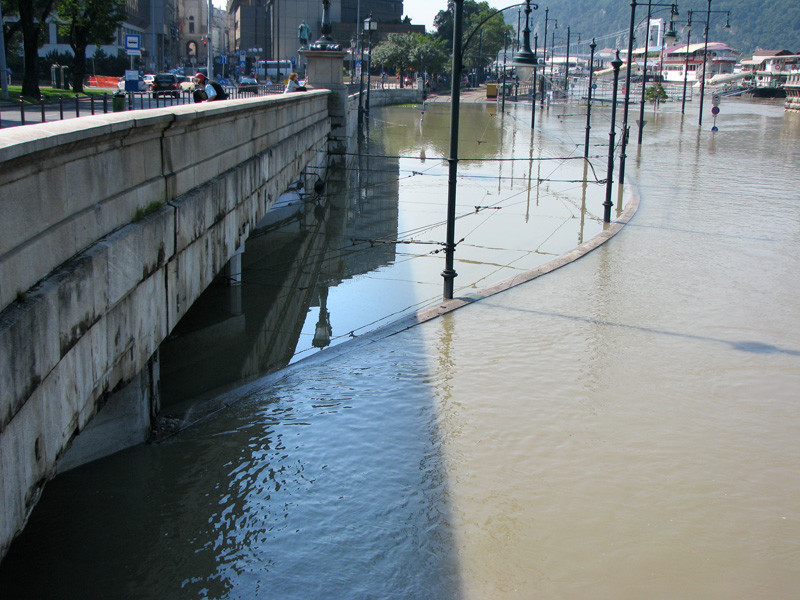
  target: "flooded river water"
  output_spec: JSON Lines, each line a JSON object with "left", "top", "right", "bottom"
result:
{"left": 1, "top": 97, "right": 799, "bottom": 599}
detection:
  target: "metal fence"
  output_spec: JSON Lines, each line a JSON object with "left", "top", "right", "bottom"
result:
{"left": 0, "top": 84, "right": 287, "bottom": 129}
{"left": 493, "top": 76, "right": 694, "bottom": 105}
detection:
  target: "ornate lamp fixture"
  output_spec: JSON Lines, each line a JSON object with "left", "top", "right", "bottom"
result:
{"left": 310, "top": 0, "right": 341, "bottom": 50}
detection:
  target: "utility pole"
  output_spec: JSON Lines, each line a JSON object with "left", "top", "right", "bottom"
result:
{"left": 443, "top": 0, "right": 464, "bottom": 300}
{"left": 0, "top": 0, "right": 9, "bottom": 100}
{"left": 207, "top": 0, "right": 213, "bottom": 74}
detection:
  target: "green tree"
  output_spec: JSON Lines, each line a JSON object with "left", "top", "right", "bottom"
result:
{"left": 6, "top": 0, "right": 56, "bottom": 97}
{"left": 645, "top": 82, "right": 668, "bottom": 103}
{"left": 56, "top": 0, "right": 125, "bottom": 93}
{"left": 433, "top": 0, "right": 513, "bottom": 73}
{"left": 409, "top": 34, "right": 448, "bottom": 77}
{"left": 372, "top": 33, "right": 416, "bottom": 87}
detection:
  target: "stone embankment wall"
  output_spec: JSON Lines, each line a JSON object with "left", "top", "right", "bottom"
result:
{"left": 0, "top": 91, "right": 331, "bottom": 559}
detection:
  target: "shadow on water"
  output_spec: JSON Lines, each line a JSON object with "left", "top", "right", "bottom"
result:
{"left": 0, "top": 110, "right": 470, "bottom": 599}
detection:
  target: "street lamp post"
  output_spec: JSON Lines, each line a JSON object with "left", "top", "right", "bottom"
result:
{"left": 637, "top": 2, "right": 678, "bottom": 145}
{"left": 540, "top": 7, "right": 548, "bottom": 106}
{"left": 502, "top": 33, "right": 509, "bottom": 111}
{"left": 618, "top": 0, "right": 637, "bottom": 187}
{"left": 584, "top": 38, "right": 597, "bottom": 158}
{"left": 363, "top": 14, "right": 377, "bottom": 116}
{"left": 681, "top": 10, "right": 693, "bottom": 114}
{"left": 564, "top": 26, "right": 570, "bottom": 95}
{"left": 698, "top": 0, "right": 712, "bottom": 126}
{"left": 604, "top": 51, "right": 623, "bottom": 223}
{"left": 532, "top": 34, "right": 538, "bottom": 130}
{"left": 358, "top": 32, "right": 365, "bottom": 124}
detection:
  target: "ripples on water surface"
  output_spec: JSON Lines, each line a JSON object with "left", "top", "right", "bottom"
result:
{"left": 1, "top": 98, "right": 799, "bottom": 599}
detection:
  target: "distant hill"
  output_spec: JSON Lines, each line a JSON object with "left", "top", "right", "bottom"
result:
{"left": 522, "top": 0, "right": 799, "bottom": 56}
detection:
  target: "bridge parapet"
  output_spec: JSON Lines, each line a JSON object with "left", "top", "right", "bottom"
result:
{"left": 0, "top": 91, "right": 331, "bottom": 559}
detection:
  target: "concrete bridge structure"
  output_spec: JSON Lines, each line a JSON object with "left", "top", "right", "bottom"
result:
{"left": 0, "top": 50, "right": 423, "bottom": 559}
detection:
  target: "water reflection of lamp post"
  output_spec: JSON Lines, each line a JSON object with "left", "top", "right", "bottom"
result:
{"left": 604, "top": 51, "right": 623, "bottom": 224}
{"left": 312, "top": 286, "right": 332, "bottom": 349}
{"left": 442, "top": 0, "right": 539, "bottom": 300}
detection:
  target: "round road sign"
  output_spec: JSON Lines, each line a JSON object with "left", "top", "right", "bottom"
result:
{"left": 711, "top": 106, "right": 720, "bottom": 115}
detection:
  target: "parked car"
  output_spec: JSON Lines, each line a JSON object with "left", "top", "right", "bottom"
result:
{"left": 238, "top": 77, "right": 259, "bottom": 95}
{"left": 152, "top": 73, "right": 180, "bottom": 98}
{"left": 117, "top": 76, "right": 146, "bottom": 91}
{"left": 143, "top": 74, "right": 155, "bottom": 90}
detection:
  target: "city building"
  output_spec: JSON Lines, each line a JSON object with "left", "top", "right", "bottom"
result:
{"left": 177, "top": 0, "right": 210, "bottom": 70}
{"left": 660, "top": 42, "right": 739, "bottom": 83}
{"left": 225, "top": 0, "right": 407, "bottom": 78}
{"left": 739, "top": 49, "right": 799, "bottom": 89}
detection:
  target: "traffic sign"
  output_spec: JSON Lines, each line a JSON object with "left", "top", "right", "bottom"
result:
{"left": 711, "top": 106, "right": 720, "bottom": 115}
{"left": 711, "top": 93, "right": 721, "bottom": 106}
{"left": 124, "top": 34, "right": 141, "bottom": 51}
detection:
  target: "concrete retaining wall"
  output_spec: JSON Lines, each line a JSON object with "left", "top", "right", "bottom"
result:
{"left": 0, "top": 91, "right": 331, "bottom": 559}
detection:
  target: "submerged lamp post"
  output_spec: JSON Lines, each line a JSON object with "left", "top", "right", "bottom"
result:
{"left": 540, "top": 7, "right": 549, "bottom": 106}
{"left": 681, "top": 10, "right": 694, "bottom": 114}
{"left": 532, "top": 34, "right": 538, "bottom": 130}
{"left": 604, "top": 51, "right": 623, "bottom": 223}
{"left": 618, "top": 0, "right": 637, "bottom": 188}
{"left": 637, "top": 2, "right": 679, "bottom": 145}
{"left": 697, "top": 1, "right": 731, "bottom": 126}
{"left": 442, "top": 0, "right": 539, "bottom": 300}
{"left": 584, "top": 38, "right": 597, "bottom": 158}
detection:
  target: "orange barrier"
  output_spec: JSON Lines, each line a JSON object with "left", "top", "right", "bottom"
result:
{"left": 87, "top": 75, "right": 119, "bottom": 88}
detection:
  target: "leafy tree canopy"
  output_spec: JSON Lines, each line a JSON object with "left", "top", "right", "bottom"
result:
{"left": 433, "top": 0, "right": 515, "bottom": 70}
{"left": 372, "top": 33, "right": 448, "bottom": 82}
{"left": 56, "top": 0, "right": 126, "bottom": 92}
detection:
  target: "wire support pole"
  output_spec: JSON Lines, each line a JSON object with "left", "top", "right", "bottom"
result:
{"left": 443, "top": 0, "right": 464, "bottom": 300}
{"left": 604, "top": 52, "right": 623, "bottom": 224}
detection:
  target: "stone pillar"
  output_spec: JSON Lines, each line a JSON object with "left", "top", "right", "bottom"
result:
{"left": 57, "top": 351, "right": 160, "bottom": 473}
{"left": 223, "top": 244, "right": 244, "bottom": 315}
{"left": 300, "top": 49, "right": 349, "bottom": 163}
